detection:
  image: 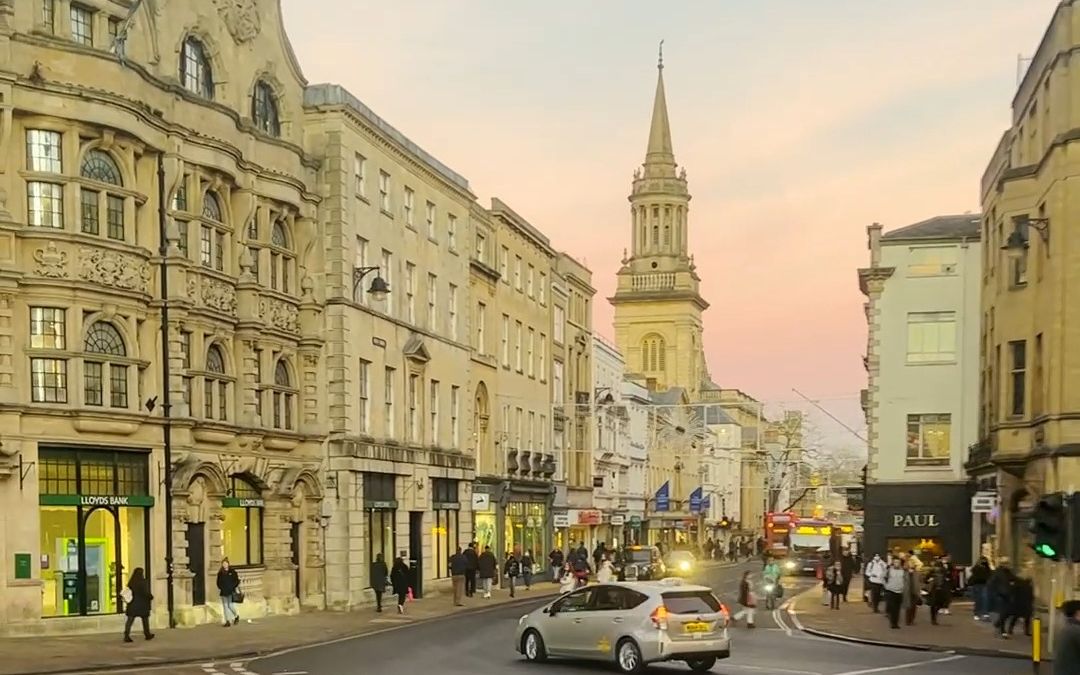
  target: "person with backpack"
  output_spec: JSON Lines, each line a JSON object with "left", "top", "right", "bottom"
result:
{"left": 504, "top": 550, "right": 521, "bottom": 598}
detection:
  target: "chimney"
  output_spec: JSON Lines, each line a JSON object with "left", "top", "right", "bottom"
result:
{"left": 867, "top": 222, "right": 884, "bottom": 267}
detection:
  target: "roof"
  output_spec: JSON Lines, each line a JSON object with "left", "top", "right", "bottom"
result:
{"left": 881, "top": 214, "right": 981, "bottom": 242}
{"left": 649, "top": 388, "right": 687, "bottom": 406}
{"left": 704, "top": 405, "right": 736, "bottom": 425}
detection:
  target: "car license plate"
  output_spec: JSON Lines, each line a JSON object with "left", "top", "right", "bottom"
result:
{"left": 684, "top": 622, "right": 709, "bottom": 634}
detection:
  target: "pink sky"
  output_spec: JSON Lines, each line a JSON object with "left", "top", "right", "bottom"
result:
{"left": 282, "top": 1, "right": 1056, "bottom": 423}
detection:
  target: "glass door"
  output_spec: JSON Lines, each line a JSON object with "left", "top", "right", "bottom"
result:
{"left": 82, "top": 507, "right": 121, "bottom": 615}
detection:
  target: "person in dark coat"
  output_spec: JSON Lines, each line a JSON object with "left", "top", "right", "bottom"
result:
{"left": 390, "top": 555, "right": 410, "bottom": 614}
{"left": 216, "top": 558, "right": 241, "bottom": 627}
{"left": 1053, "top": 600, "right": 1080, "bottom": 671}
{"left": 1005, "top": 576, "right": 1034, "bottom": 637}
{"left": 449, "top": 547, "right": 467, "bottom": 606}
{"left": 989, "top": 558, "right": 1017, "bottom": 636}
{"left": 370, "top": 553, "right": 389, "bottom": 612}
{"left": 463, "top": 542, "right": 479, "bottom": 597}
{"left": 548, "top": 548, "right": 564, "bottom": 583}
{"left": 926, "top": 562, "right": 951, "bottom": 625}
{"left": 968, "top": 556, "right": 992, "bottom": 620}
{"left": 839, "top": 550, "right": 857, "bottom": 602}
{"left": 123, "top": 567, "right": 154, "bottom": 643}
{"left": 478, "top": 545, "right": 498, "bottom": 598}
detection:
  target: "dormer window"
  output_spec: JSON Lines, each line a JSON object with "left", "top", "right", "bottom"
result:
{"left": 252, "top": 81, "right": 280, "bottom": 137}
{"left": 180, "top": 37, "right": 214, "bottom": 99}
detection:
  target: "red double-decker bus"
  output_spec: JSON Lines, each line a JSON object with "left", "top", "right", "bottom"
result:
{"left": 764, "top": 512, "right": 796, "bottom": 557}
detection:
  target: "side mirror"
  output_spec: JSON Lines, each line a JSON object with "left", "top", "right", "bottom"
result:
{"left": 547, "top": 605, "right": 558, "bottom": 616}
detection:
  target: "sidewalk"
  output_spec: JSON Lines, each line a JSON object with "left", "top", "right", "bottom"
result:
{"left": 0, "top": 583, "right": 559, "bottom": 675}
{"left": 786, "top": 578, "right": 1042, "bottom": 660}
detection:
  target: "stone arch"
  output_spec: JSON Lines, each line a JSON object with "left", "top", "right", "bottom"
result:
{"left": 80, "top": 312, "right": 135, "bottom": 352}
{"left": 172, "top": 457, "right": 230, "bottom": 495}
{"left": 77, "top": 141, "right": 135, "bottom": 189}
{"left": 173, "top": 26, "right": 229, "bottom": 93}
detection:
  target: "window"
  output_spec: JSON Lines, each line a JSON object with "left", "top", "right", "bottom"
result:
{"left": 354, "top": 154, "right": 366, "bottom": 196}
{"left": 448, "top": 284, "right": 459, "bottom": 340}
{"left": 222, "top": 476, "right": 263, "bottom": 566}
{"left": 199, "top": 192, "right": 227, "bottom": 272}
{"left": 450, "top": 385, "right": 460, "bottom": 447}
{"left": 906, "top": 312, "right": 956, "bottom": 363}
{"left": 108, "top": 16, "right": 121, "bottom": 45}
{"left": 26, "top": 130, "right": 64, "bottom": 229}
{"left": 380, "top": 249, "right": 393, "bottom": 317}
{"left": 553, "top": 588, "right": 594, "bottom": 613}
{"left": 268, "top": 220, "right": 293, "bottom": 294}
{"left": 539, "top": 334, "right": 547, "bottom": 382}
{"left": 42, "top": 0, "right": 55, "bottom": 33}
{"left": 79, "top": 149, "right": 126, "bottom": 240}
{"left": 407, "top": 373, "right": 420, "bottom": 443}
{"left": 1034, "top": 333, "right": 1044, "bottom": 416}
{"left": 180, "top": 331, "right": 193, "bottom": 410}
{"left": 553, "top": 360, "right": 564, "bottom": 405}
{"left": 539, "top": 272, "right": 547, "bottom": 306}
{"left": 475, "top": 232, "right": 487, "bottom": 264}
{"left": 515, "top": 407, "right": 523, "bottom": 449}
{"left": 642, "top": 334, "right": 666, "bottom": 372}
{"left": 251, "top": 81, "right": 280, "bottom": 137}
{"left": 403, "top": 186, "right": 414, "bottom": 226}
{"left": 527, "top": 264, "right": 535, "bottom": 298}
{"left": 27, "top": 129, "right": 62, "bottom": 173}
{"left": 432, "top": 479, "right": 459, "bottom": 578}
{"left": 70, "top": 4, "right": 93, "bottom": 46}
{"left": 271, "top": 359, "right": 296, "bottom": 430}
{"left": 203, "top": 344, "right": 229, "bottom": 421}
{"left": 514, "top": 321, "right": 523, "bottom": 371}
{"left": 426, "top": 201, "right": 436, "bottom": 239}
{"left": 171, "top": 177, "right": 191, "bottom": 257}
{"left": 29, "top": 307, "right": 67, "bottom": 404}
{"left": 252, "top": 348, "right": 263, "bottom": 419}
{"left": 1009, "top": 340, "right": 1026, "bottom": 417}
{"left": 379, "top": 171, "right": 390, "bottom": 211}
{"left": 907, "top": 246, "right": 957, "bottom": 277}
{"left": 527, "top": 328, "right": 535, "bottom": 378}
{"left": 404, "top": 262, "right": 416, "bottom": 324}
{"left": 180, "top": 37, "right": 214, "bottom": 99}
{"left": 83, "top": 322, "right": 128, "bottom": 408}
{"left": 539, "top": 413, "right": 547, "bottom": 452}
{"left": 528, "top": 411, "right": 536, "bottom": 452}
{"left": 501, "top": 314, "right": 510, "bottom": 367}
{"left": 905, "top": 414, "right": 951, "bottom": 466}
{"left": 1009, "top": 221, "right": 1029, "bottom": 287}
{"left": 354, "top": 236, "right": 369, "bottom": 304}
{"left": 475, "top": 302, "right": 486, "bottom": 354}
{"left": 554, "top": 306, "right": 565, "bottom": 344}
{"left": 429, "top": 380, "right": 440, "bottom": 446}
{"left": 358, "top": 359, "right": 371, "bottom": 433}
{"left": 500, "top": 246, "right": 509, "bottom": 282}
{"left": 447, "top": 213, "right": 458, "bottom": 250}
{"left": 427, "top": 273, "right": 437, "bottom": 330}
{"left": 384, "top": 367, "right": 396, "bottom": 438}
{"left": 514, "top": 256, "right": 523, "bottom": 291}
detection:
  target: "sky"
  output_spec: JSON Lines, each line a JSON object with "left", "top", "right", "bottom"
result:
{"left": 281, "top": 0, "right": 1058, "bottom": 448}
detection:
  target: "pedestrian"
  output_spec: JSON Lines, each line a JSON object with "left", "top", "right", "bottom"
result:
{"left": 1053, "top": 599, "right": 1080, "bottom": 670}
{"left": 521, "top": 550, "right": 534, "bottom": 590}
{"left": 592, "top": 541, "right": 606, "bottom": 569}
{"left": 882, "top": 557, "right": 905, "bottom": 629}
{"left": 865, "top": 553, "right": 887, "bottom": 613}
{"left": 826, "top": 561, "right": 844, "bottom": 610}
{"left": 371, "top": 553, "right": 389, "bottom": 612}
{"left": 597, "top": 555, "right": 615, "bottom": 583}
{"left": 464, "top": 541, "right": 479, "bottom": 597}
{"left": 390, "top": 555, "right": 410, "bottom": 614}
{"left": 548, "top": 547, "right": 564, "bottom": 583}
{"left": 478, "top": 545, "right": 498, "bottom": 598}
{"left": 840, "top": 549, "right": 857, "bottom": 602}
{"left": 968, "top": 556, "right": 992, "bottom": 621}
{"left": 216, "top": 557, "right": 241, "bottom": 627}
{"left": 903, "top": 559, "right": 922, "bottom": 626}
{"left": 449, "top": 546, "right": 467, "bottom": 607}
{"left": 505, "top": 550, "right": 521, "bottom": 598}
{"left": 927, "top": 562, "right": 951, "bottom": 625}
{"left": 575, "top": 540, "right": 588, "bottom": 564}
{"left": 571, "top": 552, "right": 590, "bottom": 587}
{"left": 1003, "top": 575, "right": 1033, "bottom": 638}
{"left": 989, "top": 557, "right": 1017, "bottom": 635}
{"left": 122, "top": 567, "right": 154, "bottom": 643}
{"left": 559, "top": 562, "right": 576, "bottom": 593}
{"left": 734, "top": 570, "right": 756, "bottom": 628}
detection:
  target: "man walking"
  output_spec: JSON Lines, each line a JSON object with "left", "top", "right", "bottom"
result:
{"left": 449, "top": 546, "right": 467, "bottom": 606}
{"left": 478, "top": 545, "right": 498, "bottom": 598}
{"left": 1053, "top": 600, "right": 1080, "bottom": 672}
{"left": 463, "top": 541, "right": 479, "bottom": 597}
{"left": 865, "top": 553, "right": 887, "bottom": 613}
{"left": 882, "top": 557, "right": 906, "bottom": 630}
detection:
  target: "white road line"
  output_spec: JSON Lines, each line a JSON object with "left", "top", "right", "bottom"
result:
{"left": 834, "top": 655, "right": 965, "bottom": 675}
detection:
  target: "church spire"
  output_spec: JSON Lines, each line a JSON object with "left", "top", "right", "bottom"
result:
{"left": 645, "top": 40, "right": 675, "bottom": 169}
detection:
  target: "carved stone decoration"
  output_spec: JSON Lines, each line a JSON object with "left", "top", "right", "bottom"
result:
{"left": 201, "top": 277, "right": 238, "bottom": 315}
{"left": 258, "top": 297, "right": 299, "bottom": 332}
{"left": 186, "top": 275, "right": 199, "bottom": 301}
{"left": 302, "top": 353, "right": 318, "bottom": 368}
{"left": 214, "top": 0, "right": 262, "bottom": 44}
{"left": 78, "top": 247, "right": 150, "bottom": 292}
{"left": 32, "top": 242, "right": 68, "bottom": 278}
{"left": 186, "top": 476, "right": 209, "bottom": 523}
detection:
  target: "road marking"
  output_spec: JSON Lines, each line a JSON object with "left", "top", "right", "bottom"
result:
{"left": 723, "top": 665, "right": 822, "bottom": 674}
{"left": 834, "top": 655, "right": 965, "bottom": 675}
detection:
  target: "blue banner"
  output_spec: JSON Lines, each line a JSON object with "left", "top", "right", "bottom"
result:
{"left": 689, "top": 487, "right": 703, "bottom": 514}
{"left": 655, "top": 481, "right": 670, "bottom": 512}
{"left": 702, "top": 494, "right": 711, "bottom": 511}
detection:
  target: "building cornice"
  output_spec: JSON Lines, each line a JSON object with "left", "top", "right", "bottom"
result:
{"left": 857, "top": 266, "right": 894, "bottom": 296}
{"left": 608, "top": 289, "right": 709, "bottom": 311}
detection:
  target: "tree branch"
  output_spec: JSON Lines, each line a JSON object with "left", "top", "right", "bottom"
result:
{"left": 783, "top": 486, "right": 814, "bottom": 513}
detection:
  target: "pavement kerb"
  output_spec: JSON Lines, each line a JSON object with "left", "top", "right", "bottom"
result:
{"left": 785, "top": 587, "right": 1034, "bottom": 662}
{"left": 18, "top": 592, "right": 562, "bottom": 675}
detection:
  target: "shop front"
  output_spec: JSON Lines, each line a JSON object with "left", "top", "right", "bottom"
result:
{"left": 863, "top": 482, "right": 973, "bottom": 565}
{"left": 471, "top": 480, "right": 553, "bottom": 557}
{"left": 37, "top": 446, "right": 153, "bottom": 618}
{"left": 569, "top": 508, "right": 602, "bottom": 552}
{"left": 625, "top": 515, "right": 643, "bottom": 546}
{"left": 364, "top": 473, "right": 397, "bottom": 579}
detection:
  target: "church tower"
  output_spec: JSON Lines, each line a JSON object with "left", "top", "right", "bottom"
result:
{"left": 610, "top": 48, "right": 710, "bottom": 397}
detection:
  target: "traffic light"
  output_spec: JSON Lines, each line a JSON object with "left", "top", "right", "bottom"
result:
{"left": 1030, "top": 492, "right": 1066, "bottom": 560}
{"left": 719, "top": 516, "right": 731, "bottom": 529}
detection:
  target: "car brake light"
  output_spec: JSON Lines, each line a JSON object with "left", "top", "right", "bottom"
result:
{"left": 650, "top": 605, "right": 669, "bottom": 629}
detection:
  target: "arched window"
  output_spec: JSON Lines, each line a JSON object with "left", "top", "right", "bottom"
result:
{"left": 642, "top": 334, "right": 666, "bottom": 373}
{"left": 79, "top": 149, "right": 127, "bottom": 241}
{"left": 180, "top": 37, "right": 214, "bottom": 99}
{"left": 271, "top": 359, "right": 296, "bottom": 430}
{"left": 268, "top": 219, "right": 293, "bottom": 294}
{"left": 222, "top": 476, "right": 263, "bottom": 566}
{"left": 251, "top": 81, "right": 281, "bottom": 137}
{"left": 199, "top": 191, "right": 227, "bottom": 271}
{"left": 203, "top": 344, "right": 229, "bottom": 421}
{"left": 83, "top": 321, "right": 128, "bottom": 408}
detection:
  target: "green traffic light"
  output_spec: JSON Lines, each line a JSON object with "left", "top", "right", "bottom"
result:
{"left": 1035, "top": 543, "right": 1058, "bottom": 558}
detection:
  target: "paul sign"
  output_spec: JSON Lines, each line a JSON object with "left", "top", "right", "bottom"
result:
{"left": 892, "top": 514, "right": 940, "bottom": 528}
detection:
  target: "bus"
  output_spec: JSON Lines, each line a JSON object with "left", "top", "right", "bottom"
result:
{"left": 787, "top": 519, "right": 834, "bottom": 575}
{"left": 764, "top": 512, "right": 796, "bottom": 557}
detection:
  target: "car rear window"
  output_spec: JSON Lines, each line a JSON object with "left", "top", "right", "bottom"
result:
{"left": 628, "top": 550, "right": 652, "bottom": 562}
{"left": 662, "top": 591, "right": 722, "bottom": 614}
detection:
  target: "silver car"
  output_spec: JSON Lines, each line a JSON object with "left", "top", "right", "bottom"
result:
{"left": 515, "top": 578, "right": 731, "bottom": 674}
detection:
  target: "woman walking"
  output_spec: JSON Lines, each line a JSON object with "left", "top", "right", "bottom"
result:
{"left": 216, "top": 558, "right": 241, "bottom": 627}
{"left": 390, "top": 554, "right": 410, "bottom": 614}
{"left": 734, "top": 570, "right": 757, "bottom": 628}
{"left": 371, "top": 553, "right": 389, "bottom": 613}
{"left": 122, "top": 567, "right": 154, "bottom": 643}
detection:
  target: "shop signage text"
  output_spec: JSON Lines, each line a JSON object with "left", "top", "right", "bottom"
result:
{"left": 892, "top": 514, "right": 940, "bottom": 528}
{"left": 577, "top": 509, "right": 602, "bottom": 525}
{"left": 553, "top": 513, "right": 570, "bottom": 528}
{"left": 223, "top": 498, "right": 265, "bottom": 508}
{"left": 433, "top": 501, "right": 461, "bottom": 511}
{"left": 39, "top": 494, "right": 155, "bottom": 507}
{"left": 610, "top": 515, "right": 626, "bottom": 526}
{"left": 365, "top": 500, "right": 397, "bottom": 510}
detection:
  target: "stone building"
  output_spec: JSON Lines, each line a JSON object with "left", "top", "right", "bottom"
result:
{"left": 0, "top": 0, "right": 326, "bottom": 634}
{"left": 303, "top": 84, "right": 475, "bottom": 605}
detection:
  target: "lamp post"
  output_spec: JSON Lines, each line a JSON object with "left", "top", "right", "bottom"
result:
{"left": 156, "top": 154, "right": 176, "bottom": 628}
{"left": 1002, "top": 214, "right": 1050, "bottom": 261}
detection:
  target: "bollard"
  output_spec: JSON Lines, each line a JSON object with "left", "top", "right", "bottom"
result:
{"left": 1033, "top": 617, "right": 1042, "bottom": 674}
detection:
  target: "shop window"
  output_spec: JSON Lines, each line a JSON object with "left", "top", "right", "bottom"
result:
{"left": 365, "top": 472, "right": 397, "bottom": 584}
{"left": 505, "top": 502, "right": 547, "bottom": 557}
{"left": 432, "top": 479, "right": 459, "bottom": 578}
{"left": 83, "top": 321, "right": 128, "bottom": 409}
{"left": 222, "top": 476, "right": 264, "bottom": 567}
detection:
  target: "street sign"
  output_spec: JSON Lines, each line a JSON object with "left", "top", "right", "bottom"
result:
{"left": 971, "top": 491, "right": 997, "bottom": 514}
{"left": 553, "top": 513, "right": 570, "bottom": 528}
{"left": 472, "top": 493, "right": 491, "bottom": 511}
{"left": 610, "top": 515, "right": 626, "bottom": 526}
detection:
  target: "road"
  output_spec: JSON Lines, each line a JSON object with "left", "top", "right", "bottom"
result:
{"left": 195, "top": 562, "right": 1023, "bottom": 675}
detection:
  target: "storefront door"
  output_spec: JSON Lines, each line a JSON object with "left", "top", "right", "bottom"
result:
{"left": 187, "top": 522, "right": 206, "bottom": 606}
{"left": 291, "top": 521, "right": 302, "bottom": 600}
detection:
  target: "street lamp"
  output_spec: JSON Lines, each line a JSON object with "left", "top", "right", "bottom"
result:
{"left": 353, "top": 266, "right": 391, "bottom": 301}
{"left": 1002, "top": 215, "right": 1049, "bottom": 261}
